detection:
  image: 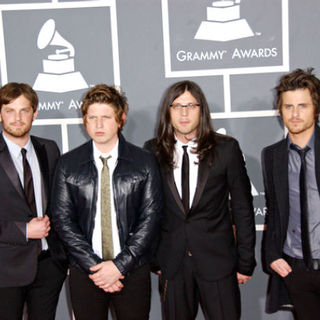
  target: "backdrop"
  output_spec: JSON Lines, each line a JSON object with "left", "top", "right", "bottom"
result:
{"left": 0, "top": 0, "right": 318, "bottom": 319}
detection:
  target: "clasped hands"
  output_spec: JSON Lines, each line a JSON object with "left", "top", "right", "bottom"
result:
{"left": 89, "top": 261, "right": 124, "bottom": 293}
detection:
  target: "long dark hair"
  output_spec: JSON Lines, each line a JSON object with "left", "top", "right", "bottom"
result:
{"left": 155, "top": 80, "right": 216, "bottom": 168}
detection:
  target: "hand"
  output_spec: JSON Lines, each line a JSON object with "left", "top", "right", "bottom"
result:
{"left": 156, "top": 270, "right": 162, "bottom": 275}
{"left": 103, "top": 280, "right": 124, "bottom": 293}
{"left": 270, "top": 258, "right": 292, "bottom": 277}
{"left": 27, "top": 215, "right": 50, "bottom": 239}
{"left": 89, "top": 261, "right": 124, "bottom": 292}
{"left": 237, "top": 272, "right": 252, "bottom": 284}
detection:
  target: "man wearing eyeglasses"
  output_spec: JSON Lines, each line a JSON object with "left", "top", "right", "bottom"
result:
{"left": 144, "top": 80, "right": 256, "bottom": 320}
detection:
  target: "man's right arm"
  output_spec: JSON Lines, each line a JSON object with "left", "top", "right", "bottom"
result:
{"left": 51, "top": 159, "right": 102, "bottom": 273}
{"left": 261, "top": 148, "right": 290, "bottom": 275}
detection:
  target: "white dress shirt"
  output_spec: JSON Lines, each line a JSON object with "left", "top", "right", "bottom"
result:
{"left": 173, "top": 138, "right": 199, "bottom": 209}
{"left": 92, "top": 140, "right": 121, "bottom": 259}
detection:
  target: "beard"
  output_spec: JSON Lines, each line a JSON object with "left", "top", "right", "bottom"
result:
{"left": 2, "top": 121, "right": 32, "bottom": 139}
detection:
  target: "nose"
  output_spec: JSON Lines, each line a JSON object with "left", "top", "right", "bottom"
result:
{"left": 181, "top": 106, "right": 189, "bottom": 116}
{"left": 96, "top": 117, "right": 104, "bottom": 128}
{"left": 292, "top": 106, "right": 300, "bottom": 117}
{"left": 15, "top": 111, "right": 21, "bottom": 121}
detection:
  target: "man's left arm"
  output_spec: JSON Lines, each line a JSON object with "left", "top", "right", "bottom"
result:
{"left": 113, "top": 154, "right": 162, "bottom": 276}
{"left": 227, "top": 139, "right": 256, "bottom": 278}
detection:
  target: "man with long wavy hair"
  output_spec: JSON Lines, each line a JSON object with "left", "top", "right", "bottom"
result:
{"left": 144, "top": 80, "right": 256, "bottom": 320}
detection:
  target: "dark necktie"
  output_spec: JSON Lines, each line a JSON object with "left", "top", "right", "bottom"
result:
{"left": 100, "top": 156, "right": 113, "bottom": 260}
{"left": 21, "top": 148, "right": 37, "bottom": 217}
{"left": 290, "top": 144, "right": 312, "bottom": 269}
{"left": 182, "top": 145, "right": 189, "bottom": 213}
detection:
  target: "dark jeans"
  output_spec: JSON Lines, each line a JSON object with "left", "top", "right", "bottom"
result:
{"left": 69, "top": 264, "right": 151, "bottom": 320}
{"left": 284, "top": 255, "right": 320, "bottom": 320}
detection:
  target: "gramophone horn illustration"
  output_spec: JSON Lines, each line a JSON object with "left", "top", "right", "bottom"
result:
{"left": 194, "top": 0, "right": 254, "bottom": 42}
{"left": 33, "top": 19, "right": 88, "bottom": 93}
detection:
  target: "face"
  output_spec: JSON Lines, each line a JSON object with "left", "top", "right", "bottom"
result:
{"left": 169, "top": 90, "right": 200, "bottom": 143}
{"left": 85, "top": 103, "right": 124, "bottom": 153}
{"left": 0, "top": 95, "right": 37, "bottom": 145}
{"left": 281, "top": 89, "right": 316, "bottom": 140}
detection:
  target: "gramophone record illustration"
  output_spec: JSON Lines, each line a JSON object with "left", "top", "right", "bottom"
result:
{"left": 195, "top": 0, "right": 254, "bottom": 42}
{"left": 33, "top": 19, "right": 88, "bottom": 93}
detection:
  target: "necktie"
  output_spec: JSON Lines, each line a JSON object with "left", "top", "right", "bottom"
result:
{"left": 100, "top": 156, "right": 114, "bottom": 260}
{"left": 290, "top": 144, "right": 312, "bottom": 269}
{"left": 182, "top": 145, "right": 189, "bottom": 213}
{"left": 21, "top": 148, "right": 37, "bottom": 217}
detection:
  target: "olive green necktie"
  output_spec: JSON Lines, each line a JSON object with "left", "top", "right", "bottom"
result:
{"left": 100, "top": 155, "right": 113, "bottom": 260}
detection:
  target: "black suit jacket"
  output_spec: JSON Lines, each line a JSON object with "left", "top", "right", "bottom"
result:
{"left": 144, "top": 134, "right": 256, "bottom": 281}
{"left": 262, "top": 125, "right": 320, "bottom": 313}
{"left": 0, "top": 134, "right": 65, "bottom": 287}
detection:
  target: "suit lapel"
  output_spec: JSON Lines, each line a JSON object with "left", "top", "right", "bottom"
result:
{"left": 314, "top": 126, "right": 320, "bottom": 194}
{"left": 0, "top": 135, "right": 25, "bottom": 200}
{"left": 190, "top": 153, "right": 212, "bottom": 213}
{"left": 273, "top": 139, "right": 289, "bottom": 233}
{"left": 164, "top": 168, "right": 186, "bottom": 216}
{"left": 31, "top": 137, "right": 49, "bottom": 211}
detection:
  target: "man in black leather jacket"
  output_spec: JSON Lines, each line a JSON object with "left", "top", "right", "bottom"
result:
{"left": 51, "top": 84, "right": 162, "bottom": 320}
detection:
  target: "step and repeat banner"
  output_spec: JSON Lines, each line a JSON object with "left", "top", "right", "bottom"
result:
{"left": 0, "top": 0, "right": 319, "bottom": 319}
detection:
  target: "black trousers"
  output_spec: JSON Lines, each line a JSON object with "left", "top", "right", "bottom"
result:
{"left": 284, "top": 255, "right": 320, "bottom": 320}
{"left": 69, "top": 264, "right": 151, "bottom": 320}
{"left": 160, "top": 253, "right": 241, "bottom": 320}
{"left": 0, "top": 253, "right": 67, "bottom": 320}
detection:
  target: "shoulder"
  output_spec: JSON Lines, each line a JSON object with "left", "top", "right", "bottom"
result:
{"left": 58, "top": 141, "right": 92, "bottom": 166}
{"left": 31, "top": 135, "right": 58, "bottom": 149}
{"left": 214, "top": 133, "right": 241, "bottom": 153}
{"left": 126, "top": 140, "right": 156, "bottom": 162}
{"left": 262, "top": 139, "right": 286, "bottom": 157}
{"left": 143, "top": 138, "right": 157, "bottom": 154}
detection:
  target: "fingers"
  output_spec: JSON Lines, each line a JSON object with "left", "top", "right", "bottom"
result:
{"left": 90, "top": 263, "right": 102, "bottom": 272}
{"left": 270, "top": 259, "right": 292, "bottom": 277}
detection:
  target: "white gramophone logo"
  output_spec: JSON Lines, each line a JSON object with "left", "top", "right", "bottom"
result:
{"left": 195, "top": 0, "right": 254, "bottom": 42}
{"left": 33, "top": 19, "right": 88, "bottom": 93}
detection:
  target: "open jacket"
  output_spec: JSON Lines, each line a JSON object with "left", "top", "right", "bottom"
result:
{"left": 51, "top": 133, "right": 162, "bottom": 275}
{"left": 144, "top": 134, "right": 256, "bottom": 281}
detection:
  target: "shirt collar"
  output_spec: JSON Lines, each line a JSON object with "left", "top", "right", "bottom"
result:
{"left": 2, "top": 132, "right": 32, "bottom": 159}
{"left": 92, "top": 139, "right": 119, "bottom": 164}
{"left": 287, "top": 128, "right": 315, "bottom": 151}
{"left": 175, "top": 135, "right": 197, "bottom": 150}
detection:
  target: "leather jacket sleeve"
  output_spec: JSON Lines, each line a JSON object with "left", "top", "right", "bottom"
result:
{"left": 112, "top": 154, "right": 162, "bottom": 275}
{"left": 51, "top": 157, "right": 103, "bottom": 273}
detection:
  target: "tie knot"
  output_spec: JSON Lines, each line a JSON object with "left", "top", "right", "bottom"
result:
{"left": 290, "top": 144, "right": 310, "bottom": 159}
{"left": 21, "top": 148, "right": 27, "bottom": 159}
{"left": 182, "top": 145, "right": 188, "bottom": 153}
{"left": 100, "top": 155, "right": 111, "bottom": 167}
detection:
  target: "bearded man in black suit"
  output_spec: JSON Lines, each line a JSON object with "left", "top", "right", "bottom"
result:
{"left": 0, "top": 82, "right": 67, "bottom": 320}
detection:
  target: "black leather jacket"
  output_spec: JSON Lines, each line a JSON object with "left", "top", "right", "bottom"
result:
{"left": 51, "top": 134, "right": 162, "bottom": 275}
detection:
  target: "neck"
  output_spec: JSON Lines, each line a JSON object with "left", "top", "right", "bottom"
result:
{"left": 3, "top": 132, "right": 30, "bottom": 148}
{"left": 289, "top": 125, "right": 315, "bottom": 148}
{"left": 93, "top": 138, "right": 118, "bottom": 154}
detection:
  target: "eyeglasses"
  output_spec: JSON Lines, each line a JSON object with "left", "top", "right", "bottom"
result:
{"left": 170, "top": 103, "right": 200, "bottom": 111}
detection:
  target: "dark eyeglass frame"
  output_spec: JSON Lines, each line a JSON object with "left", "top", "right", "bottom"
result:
{"left": 169, "top": 103, "right": 200, "bottom": 110}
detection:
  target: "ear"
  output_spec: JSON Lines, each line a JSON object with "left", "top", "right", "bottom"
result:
{"left": 120, "top": 113, "right": 127, "bottom": 127}
{"left": 32, "top": 109, "right": 38, "bottom": 121}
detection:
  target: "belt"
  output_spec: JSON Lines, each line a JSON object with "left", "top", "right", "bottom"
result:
{"left": 284, "top": 254, "right": 320, "bottom": 271}
{"left": 38, "top": 250, "right": 51, "bottom": 261}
